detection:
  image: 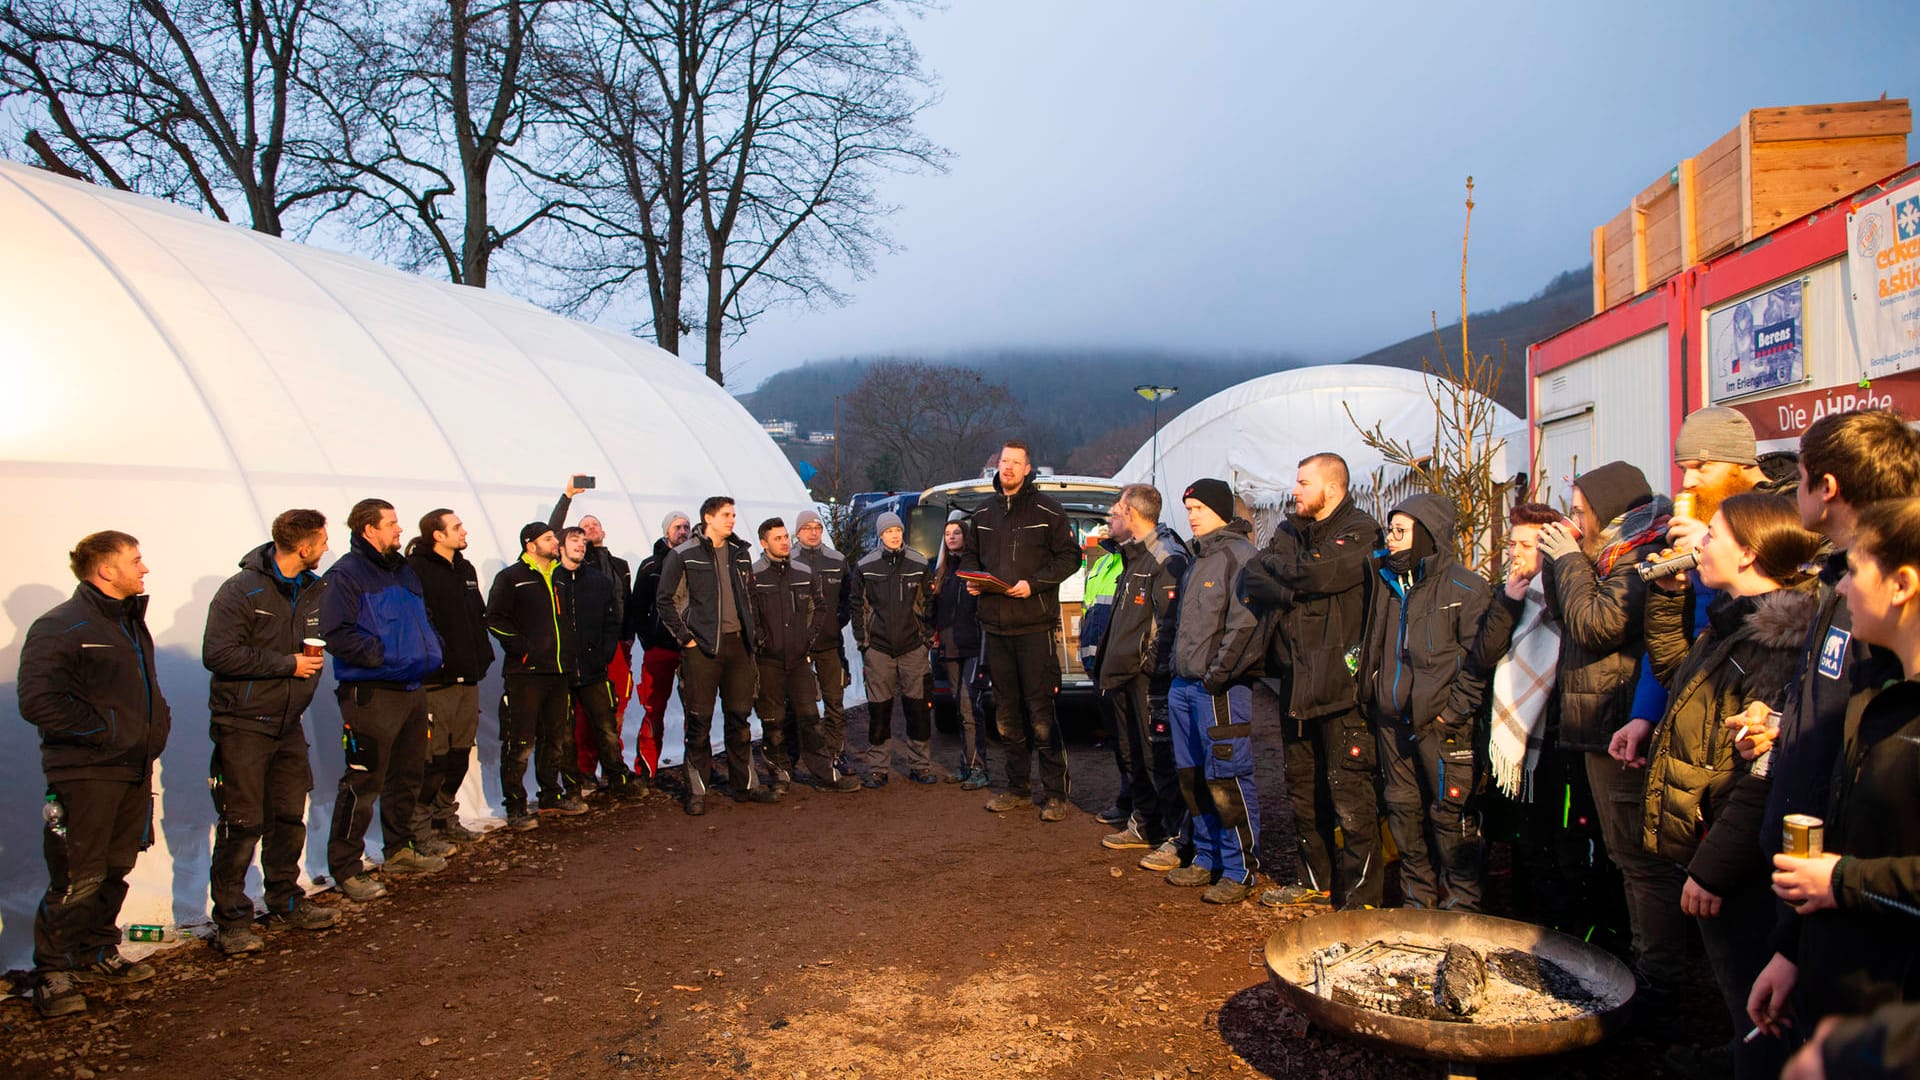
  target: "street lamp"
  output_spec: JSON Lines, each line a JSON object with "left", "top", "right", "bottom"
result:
{"left": 1133, "top": 384, "right": 1179, "bottom": 492}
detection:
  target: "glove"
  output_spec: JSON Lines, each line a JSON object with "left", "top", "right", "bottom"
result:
{"left": 1535, "top": 522, "right": 1582, "bottom": 561}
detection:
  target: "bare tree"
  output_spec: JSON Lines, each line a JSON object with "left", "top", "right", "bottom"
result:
{"left": 1347, "top": 178, "right": 1514, "bottom": 576}
{"left": 839, "top": 359, "right": 1025, "bottom": 492}
{"left": 0, "top": 0, "right": 339, "bottom": 235}
{"left": 299, "top": 0, "right": 584, "bottom": 285}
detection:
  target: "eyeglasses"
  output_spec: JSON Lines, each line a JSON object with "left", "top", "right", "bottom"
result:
{"left": 1386, "top": 525, "right": 1412, "bottom": 540}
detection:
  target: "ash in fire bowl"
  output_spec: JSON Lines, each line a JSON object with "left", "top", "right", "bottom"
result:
{"left": 1299, "top": 935, "right": 1621, "bottom": 1026}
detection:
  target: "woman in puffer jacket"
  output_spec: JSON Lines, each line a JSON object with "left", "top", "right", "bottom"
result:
{"left": 1636, "top": 492, "right": 1821, "bottom": 1077}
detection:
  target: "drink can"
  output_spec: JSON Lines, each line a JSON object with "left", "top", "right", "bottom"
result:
{"left": 303, "top": 638, "right": 326, "bottom": 657}
{"left": 1672, "top": 491, "right": 1696, "bottom": 521}
{"left": 1783, "top": 814, "right": 1824, "bottom": 858}
{"left": 127, "top": 924, "right": 165, "bottom": 943}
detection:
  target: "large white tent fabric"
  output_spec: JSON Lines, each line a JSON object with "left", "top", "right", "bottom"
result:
{"left": 1113, "top": 364, "right": 1527, "bottom": 530}
{"left": 0, "top": 161, "right": 812, "bottom": 966}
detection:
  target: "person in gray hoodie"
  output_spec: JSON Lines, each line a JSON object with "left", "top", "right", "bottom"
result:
{"left": 1165, "top": 479, "right": 1266, "bottom": 905}
{"left": 1359, "top": 493, "right": 1494, "bottom": 910}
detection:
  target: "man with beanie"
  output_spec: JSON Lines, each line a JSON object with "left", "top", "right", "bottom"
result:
{"left": 1530, "top": 461, "right": 1680, "bottom": 1002}
{"left": 1359, "top": 494, "right": 1493, "bottom": 910}
{"left": 1245, "top": 453, "right": 1383, "bottom": 911}
{"left": 404, "top": 509, "right": 494, "bottom": 847}
{"left": 794, "top": 507, "right": 855, "bottom": 776}
{"left": 322, "top": 499, "right": 447, "bottom": 901}
{"left": 963, "top": 440, "right": 1083, "bottom": 821}
{"left": 852, "top": 511, "right": 938, "bottom": 785}
{"left": 1166, "top": 479, "right": 1264, "bottom": 904}
{"left": 753, "top": 517, "right": 860, "bottom": 792}
{"left": 558, "top": 526, "right": 642, "bottom": 798}
{"left": 19, "top": 531, "right": 171, "bottom": 1017}
{"left": 1094, "top": 484, "right": 1192, "bottom": 862}
{"left": 659, "top": 495, "right": 777, "bottom": 814}
{"left": 487, "top": 522, "right": 586, "bottom": 829}
{"left": 628, "top": 511, "right": 691, "bottom": 785}
{"left": 201, "top": 510, "right": 340, "bottom": 957}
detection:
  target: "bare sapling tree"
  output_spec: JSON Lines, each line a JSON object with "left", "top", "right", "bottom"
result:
{"left": 300, "top": 0, "right": 586, "bottom": 286}
{"left": 0, "top": 0, "right": 339, "bottom": 235}
{"left": 1346, "top": 177, "right": 1512, "bottom": 577}
{"left": 839, "top": 359, "right": 1026, "bottom": 492}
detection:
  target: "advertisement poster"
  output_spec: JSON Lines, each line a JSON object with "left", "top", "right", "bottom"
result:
{"left": 1848, "top": 177, "right": 1920, "bottom": 378}
{"left": 1709, "top": 278, "right": 1804, "bottom": 402}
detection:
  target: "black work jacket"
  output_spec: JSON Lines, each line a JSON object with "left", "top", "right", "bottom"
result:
{"left": 750, "top": 554, "right": 827, "bottom": 665}
{"left": 486, "top": 556, "right": 578, "bottom": 677}
{"left": 204, "top": 542, "right": 328, "bottom": 731}
{"left": 1099, "top": 525, "right": 1190, "bottom": 691}
{"left": 958, "top": 476, "right": 1081, "bottom": 636}
{"left": 18, "top": 583, "right": 173, "bottom": 782}
{"left": 1243, "top": 494, "right": 1379, "bottom": 720}
{"left": 407, "top": 546, "right": 493, "bottom": 685}
{"left": 852, "top": 545, "right": 933, "bottom": 657}
{"left": 658, "top": 528, "right": 758, "bottom": 659}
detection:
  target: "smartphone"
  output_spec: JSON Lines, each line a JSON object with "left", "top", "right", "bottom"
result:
{"left": 572, "top": 474, "right": 597, "bottom": 490}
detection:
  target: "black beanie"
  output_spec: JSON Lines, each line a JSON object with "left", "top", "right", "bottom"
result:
{"left": 1572, "top": 461, "right": 1653, "bottom": 528}
{"left": 1183, "top": 478, "right": 1235, "bottom": 526}
{"left": 519, "top": 521, "right": 554, "bottom": 549}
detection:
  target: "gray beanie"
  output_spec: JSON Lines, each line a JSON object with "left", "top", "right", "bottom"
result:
{"left": 1674, "top": 406, "right": 1757, "bottom": 466}
{"left": 660, "top": 511, "right": 690, "bottom": 536}
{"left": 876, "top": 511, "right": 904, "bottom": 535}
{"left": 795, "top": 508, "right": 823, "bottom": 530}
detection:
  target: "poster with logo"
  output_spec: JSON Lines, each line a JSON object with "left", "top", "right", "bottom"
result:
{"left": 1708, "top": 278, "right": 1804, "bottom": 402}
{"left": 1848, "top": 177, "right": 1920, "bottom": 377}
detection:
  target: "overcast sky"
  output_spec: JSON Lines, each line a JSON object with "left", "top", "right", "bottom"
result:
{"left": 722, "top": 0, "right": 1920, "bottom": 390}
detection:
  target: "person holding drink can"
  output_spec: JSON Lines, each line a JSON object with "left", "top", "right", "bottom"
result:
{"left": 1749, "top": 497, "right": 1920, "bottom": 1048}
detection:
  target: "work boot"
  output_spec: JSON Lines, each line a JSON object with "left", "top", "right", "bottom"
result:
{"left": 267, "top": 899, "right": 340, "bottom": 931}
{"left": 734, "top": 787, "right": 778, "bottom": 804}
{"left": 1138, "top": 839, "right": 1183, "bottom": 872}
{"left": 1203, "top": 876, "right": 1254, "bottom": 905}
{"left": 73, "top": 952, "right": 156, "bottom": 984}
{"left": 539, "top": 795, "right": 589, "bottom": 816}
{"left": 1166, "top": 865, "right": 1213, "bottom": 888}
{"left": 438, "top": 820, "right": 483, "bottom": 843}
{"left": 506, "top": 811, "right": 540, "bottom": 832}
{"left": 685, "top": 794, "right": 706, "bottom": 816}
{"left": 863, "top": 771, "right": 890, "bottom": 789}
{"left": 1039, "top": 799, "right": 1069, "bottom": 823}
{"left": 413, "top": 836, "right": 455, "bottom": 858}
{"left": 1095, "top": 804, "right": 1129, "bottom": 826}
{"left": 384, "top": 847, "right": 448, "bottom": 875}
{"left": 909, "top": 769, "right": 941, "bottom": 785}
{"left": 1102, "top": 823, "right": 1151, "bottom": 850}
{"left": 336, "top": 873, "right": 388, "bottom": 902}
{"left": 33, "top": 971, "right": 86, "bottom": 1018}
{"left": 959, "top": 765, "right": 989, "bottom": 790}
{"left": 216, "top": 926, "right": 265, "bottom": 956}
{"left": 820, "top": 774, "right": 862, "bottom": 793}
{"left": 984, "top": 792, "right": 1028, "bottom": 813}
{"left": 1259, "top": 884, "right": 1332, "bottom": 908}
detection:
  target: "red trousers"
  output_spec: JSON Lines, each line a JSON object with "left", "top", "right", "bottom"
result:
{"left": 633, "top": 645, "right": 681, "bottom": 777}
{"left": 574, "top": 644, "right": 634, "bottom": 777}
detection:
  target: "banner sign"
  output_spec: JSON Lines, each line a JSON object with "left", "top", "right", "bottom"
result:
{"left": 1729, "top": 369, "right": 1920, "bottom": 443}
{"left": 1709, "top": 279, "right": 1805, "bottom": 402}
{"left": 1848, "top": 177, "right": 1920, "bottom": 378}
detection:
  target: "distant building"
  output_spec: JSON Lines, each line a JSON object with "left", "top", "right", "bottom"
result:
{"left": 761, "top": 419, "right": 798, "bottom": 441}
{"left": 807, "top": 431, "right": 836, "bottom": 444}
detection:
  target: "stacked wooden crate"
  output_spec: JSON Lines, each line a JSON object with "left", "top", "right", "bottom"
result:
{"left": 1592, "top": 99, "right": 1911, "bottom": 314}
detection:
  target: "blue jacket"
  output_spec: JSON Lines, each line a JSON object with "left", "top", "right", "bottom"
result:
{"left": 320, "top": 534, "right": 443, "bottom": 688}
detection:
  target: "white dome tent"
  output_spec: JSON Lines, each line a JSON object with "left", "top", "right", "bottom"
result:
{"left": 1114, "top": 364, "right": 1528, "bottom": 533}
{"left": 0, "top": 160, "right": 811, "bottom": 965}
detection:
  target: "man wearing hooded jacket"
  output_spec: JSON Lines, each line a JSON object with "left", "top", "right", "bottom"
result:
{"left": 203, "top": 510, "right": 339, "bottom": 957}
{"left": 405, "top": 509, "right": 494, "bottom": 845}
{"left": 963, "top": 440, "right": 1084, "bottom": 821}
{"left": 1360, "top": 493, "right": 1494, "bottom": 910}
{"left": 1244, "top": 452, "right": 1384, "bottom": 910}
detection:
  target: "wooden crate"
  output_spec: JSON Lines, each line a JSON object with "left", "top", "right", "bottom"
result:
{"left": 1593, "top": 99, "right": 1911, "bottom": 313}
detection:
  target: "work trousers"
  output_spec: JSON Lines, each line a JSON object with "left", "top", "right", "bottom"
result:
{"left": 34, "top": 778, "right": 152, "bottom": 973}
{"left": 416, "top": 683, "right": 479, "bottom": 836}
{"left": 1376, "top": 718, "right": 1484, "bottom": 910}
{"left": 679, "top": 632, "right": 761, "bottom": 795}
{"left": 809, "top": 646, "right": 849, "bottom": 762}
{"left": 571, "top": 676, "right": 633, "bottom": 787}
{"left": 1099, "top": 691, "right": 1135, "bottom": 813}
{"left": 209, "top": 718, "right": 312, "bottom": 930}
{"left": 633, "top": 646, "right": 681, "bottom": 777}
{"left": 1109, "top": 676, "right": 1176, "bottom": 844}
{"left": 982, "top": 630, "right": 1069, "bottom": 802}
{"left": 758, "top": 657, "right": 832, "bottom": 781}
{"left": 1169, "top": 678, "right": 1259, "bottom": 882}
{"left": 1585, "top": 751, "right": 1689, "bottom": 990}
{"left": 1281, "top": 704, "right": 1384, "bottom": 907}
{"left": 944, "top": 655, "right": 989, "bottom": 771}
{"left": 327, "top": 684, "right": 428, "bottom": 879}
{"left": 861, "top": 646, "right": 933, "bottom": 774}
{"left": 498, "top": 673, "right": 574, "bottom": 814}
{"left": 575, "top": 646, "right": 633, "bottom": 778}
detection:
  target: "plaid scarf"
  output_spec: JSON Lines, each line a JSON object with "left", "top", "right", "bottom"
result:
{"left": 1489, "top": 574, "right": 1560, "bottom": 801}
{"left": 1594, "top": 494, "right": 1674, "bottom": 578}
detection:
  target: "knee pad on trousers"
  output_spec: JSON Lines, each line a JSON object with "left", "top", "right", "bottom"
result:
{"left": 868, "top": 699, "right": 894, "bottom": 745}
{"left": 1206, "top": 777, "right": 1250, "bottom": 830}
{"left": 904, "top": 697, "right": 930, "bottom": 742}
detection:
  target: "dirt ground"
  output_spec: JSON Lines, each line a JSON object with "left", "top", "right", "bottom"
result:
{"left": 0, "top": 704, "right": 1726, "bottom": 1080}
